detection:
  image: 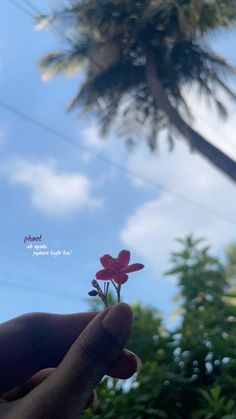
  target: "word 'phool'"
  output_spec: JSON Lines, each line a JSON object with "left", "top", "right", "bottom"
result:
{"left": 24, "top": 234, "right": 42, "bottom": 244}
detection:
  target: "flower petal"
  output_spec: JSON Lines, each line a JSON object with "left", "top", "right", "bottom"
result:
{"left": 96, "top": 268, "right": 114, "bottom": 280}
{"left": 118, "top": 250, "right": 130, "bottom": 268}
{"left": 126, "top": 263, "right": 144, "bottom": 273}
{"left": 114, "top": 273, "right": 129, "bottom": 285}
{"left": 100, "top": 254, "right": 114, "bottom": 268}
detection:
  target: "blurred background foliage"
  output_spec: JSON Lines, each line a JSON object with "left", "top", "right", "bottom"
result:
{"left": 83, "top": 236, "right": 236, "bottom": 418}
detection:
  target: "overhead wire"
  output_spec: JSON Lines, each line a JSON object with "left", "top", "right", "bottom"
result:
{"left": 0, "top": 278, "right": 81, "bottom": 302}
{"left": 4, "top": 0, "right": 236, "bottom": 229}
{"left": 21, "top": 0, "right": 41, "bottom": 14}
{"left": 0, "top": 100, "right": 236, "bottom": 226}
{"left": 7, "top": 0, "right": 33, "bottom": 17}
{"left": 3, "top": 0, "right": 236, "bottom": 302}
{"left": 197, "top": 114, "right": 236, "bottom": 155}
{"left": 7, "top": 0, "right": 236, "bottom": 155}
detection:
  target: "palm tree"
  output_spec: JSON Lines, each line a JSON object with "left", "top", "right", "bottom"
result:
{"left": 37, "top": 0, "right": 236, "bottom": 181}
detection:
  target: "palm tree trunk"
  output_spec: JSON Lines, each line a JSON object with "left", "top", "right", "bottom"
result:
{"left": 146, "top": 51, "right": 236, "bottom": 183}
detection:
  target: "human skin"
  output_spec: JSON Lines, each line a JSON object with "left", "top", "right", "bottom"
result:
{"left": 0, "top": 303, "right": 138, "bottom": 418}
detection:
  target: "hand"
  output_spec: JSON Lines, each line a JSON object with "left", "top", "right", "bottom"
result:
{"left": 0, "top": 303, "right": 138, "bottom": 418}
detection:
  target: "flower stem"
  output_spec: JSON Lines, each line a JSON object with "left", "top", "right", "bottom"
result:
{"left": 111, "top": 280, "right": 121, "bottom": 303}
{"left": 111, "top": 280, "right": 117, "bottom": 290}
{"left": 96, "top": 282, "right": 103, "bottom": 295}
{"left": 104, "top": 282, "right": 109, "bottom": 307}
{"left": 117, "top": 284, "right": 121, "bottom": 303}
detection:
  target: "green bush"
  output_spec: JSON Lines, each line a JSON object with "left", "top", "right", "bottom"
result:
{"left": 83, "top": 236, "right": 236, "bottom": 419}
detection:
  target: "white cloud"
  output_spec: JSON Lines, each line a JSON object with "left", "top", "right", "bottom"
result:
{"left": 80, "top": 124, "right": 106, "bottom": 162}
{"left": 82, "top": 125, "right": 105, "bottom": 149}
{"left": 3, "top": 158, "right": 100, "bottom": 216}
{"left": 120, "top": 99, "right": 236, "bottom": 278}
{"left": 78, "top": 122, "right": 127, "bottom": 185}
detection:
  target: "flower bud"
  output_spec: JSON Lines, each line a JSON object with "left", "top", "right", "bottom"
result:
{"left": 88, "top": 290, "right": 98, "bottom": 297}
{"left": 92, "top": 279, "right": 98, "bottom": 287}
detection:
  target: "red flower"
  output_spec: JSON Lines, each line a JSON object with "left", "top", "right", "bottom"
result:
{"left": 96, "top": 250, "right": 144, "bottom": 285}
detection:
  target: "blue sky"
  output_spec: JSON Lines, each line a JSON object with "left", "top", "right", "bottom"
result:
{"left": 0, "top": 1, "right": 236, "bottom": 326}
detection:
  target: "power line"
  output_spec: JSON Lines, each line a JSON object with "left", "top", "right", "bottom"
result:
{"left": 22, "top": 0, "right": 41, "bottom": 14}
{"left": 0, "top": 246, "right": 83, "bottom": 303}
{"left": 0, "top": 278, "right": 81, "bottom": 302}
{"left": 0, "top": 99, "right": 236, "bottom": 227}
{"left": 6, "top": 0, "right": 236, "bottom": 226}
{"left": 7, "top": 0, "right": 33, "bottom": 17}
{"left": 9, "top": 0, "right": 236, "bottom": 158}
{"left": 197, "top": 114, "right": 236, "bottom": 155}
{"left": 5, "top": 0, "right": 236, "bottom": 308}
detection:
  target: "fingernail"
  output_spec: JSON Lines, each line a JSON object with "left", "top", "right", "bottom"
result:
{"left": 128, "top": 351, "right": 143, "bottom": 372}
{"left": 102, "top": 303, "right": 133, "bottom": 345}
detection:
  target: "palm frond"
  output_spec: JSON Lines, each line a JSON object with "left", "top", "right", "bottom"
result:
{"left": 39, "top": 50, "right": 85, "bottom": 80}
{"left": 38, "top": 0, "right": 236, "bottom": 153}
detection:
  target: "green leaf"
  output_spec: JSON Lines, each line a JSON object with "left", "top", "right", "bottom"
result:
{"left": 210, "top": 386, "right": 221, "bottom": 400}
{"left": 146, "top": 409, "right": 168, "bottom": 417}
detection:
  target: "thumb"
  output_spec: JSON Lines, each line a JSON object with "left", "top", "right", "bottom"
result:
{"left": 13, "top": 303, "right": 133, "bottom": 419}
